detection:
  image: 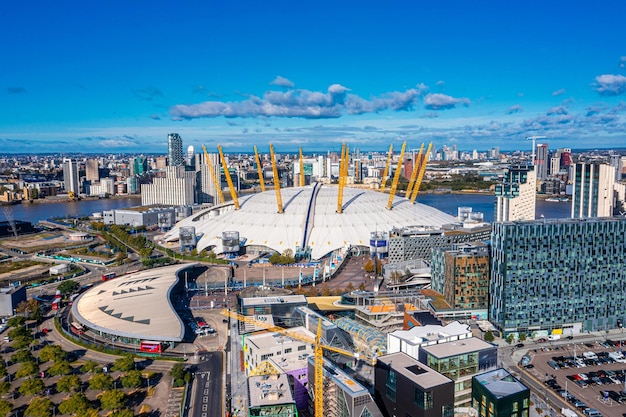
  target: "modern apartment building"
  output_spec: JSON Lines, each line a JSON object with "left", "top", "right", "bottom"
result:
{"left": 430, "top": 242, "right": 490, "bottom": 310}
{"left": 471, "top": 369, "right": 529, "bottom": 417}
{"left": 494, "top": 165, "right": 536, "bottom": 222}
{"left": 62, "top": 158, "right": 80, "bottom": 195}
{"left": 85, "top": 158, "right": 100, "bottom": 182}
{"left": 571, "top": 162, "right": 616, "bottom": 218}
{"left": 387, "top": 322, "right": 472, "bottom": 358}
{"left": 141, "top": 166, "right": 196, "bottom": 206}
{"left": 247, "top": 374, "right": 298, "bottom": 417}
{"left": 490, "top": 218, "right": 626, "bottom": 336}
{"left": 167, "top": 133, "right": 184, "bottom": 167}
{"left": 419, "top": 338, "right": 498, "bottom": 407}
{"left": 535, "top": 143, "right": 549, "bottom": 180}
{"left": 374, "top": 352, "right": 454, "bottom": 417}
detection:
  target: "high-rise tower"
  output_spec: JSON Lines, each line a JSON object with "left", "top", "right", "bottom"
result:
{"left": 535, "top": 143, "right": 549, "bottom": 180}
{"left": 571, "top": 162, "right": 615, "bottom": 218}
{"left": 62, "top": 158, "right": 80, "bottom": 195}
{"left": 494, "top": 165, "right": 536, "bottom": 222}
{"left": 167, "top": 133, "right": 184, "bottom": 167}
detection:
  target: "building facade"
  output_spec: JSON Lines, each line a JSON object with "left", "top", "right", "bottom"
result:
{"left": 374, "top": 352, "right": 454, "bottom": 417}
{"left": 490, "top": 218, "right": 626, "bottom": 336}
{"left": 430, "top": 242, "right": 490, "bottom": 310}
{"left": 494, "top": 165, "right": 536, "bottom": 222}
{"left": 62, "top": 158, "right": 80, "bottom": 195}
{"left": 419, "top": 338, "right": 498, "bottom": 407}
{"left": 535, "top": 143, "right": 549, "bottom": 180}
{"left": 571, "top": 162, "right": 615, "bottom": 218}
{"left": 0, "top": 286, "right": 27, "bottom": 317}
{"left": 167, "top": 133, "right": 184, "bottom": 167}
{"left": 471, "top": 369, "right": 530, "bottom": 417}
{"left": 141, "top": 166, "right": 196, "bottom": 206}
{"left": 85, "top": 159, "right": 100, "bottom": 182}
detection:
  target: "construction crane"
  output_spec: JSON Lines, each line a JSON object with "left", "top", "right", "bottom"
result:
{"left": 405, "top": 143, "right": 425, "bottom": 198}
{"left": 202, "top": 145, "right": 226, "bottom": 204}
{"left": 410, "top": 142, "right": 433, "bottom": 204}
{"left": 254, "top": 145, "right": 266, "bottom": 192}
{"left": 525, "top": 135, "right": 547, "bottom": 165}
{"left": 217, "top": 145, "right": 240, "bottom": 210}
{"left": 380, "top": 144, "right": 393, "bottom": 191}
{"left": 269, "top": 143, "right": 284, "bottom": 214}
{"left": 221, "top": 309, "right": 372, "bottom": 417}
{"left": 299, "top": 147, "right": 305, "bottom": 187}
{"left": 386, "top": 141, "right": 406, "bottom": 210}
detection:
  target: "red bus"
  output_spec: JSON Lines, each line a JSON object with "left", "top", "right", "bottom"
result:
{"left": 51, "top": 299, "right": 61, "bottom": 311}
{"left": 102, "top": 272, "right": 116, "bottom": 281}
{"left": 140, "top": 340, "right": 163, "bottom": 354}
{"left": 70, "top": 322, "right": 84, "bottom": 335}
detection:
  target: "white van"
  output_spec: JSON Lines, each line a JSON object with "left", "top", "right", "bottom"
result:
{"left": 548, "top": 334, "right": 561, "bottom": 341}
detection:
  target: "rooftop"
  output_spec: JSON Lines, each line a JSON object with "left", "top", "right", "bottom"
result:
{"left": 421, "top": 337, "right": 495, "bottom": 358}
{"left": 378, "top": 352, "right": 452, "bottom": 389}
{"left": 248, "top": 374, "right": 295, "bottom": 407}
{"left": 388, "top": 321, "right": 471, "bottom": 346}
{"left": 474, "top": 368, "right": 529, "bottom": 399}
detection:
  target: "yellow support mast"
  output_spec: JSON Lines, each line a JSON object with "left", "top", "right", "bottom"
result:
{"left": 254, "top": 145, "right": 265, "bottom": 192}
{"left": 217, "top": 145, "right": 240, "bottom": 210}
{"left": 202, "top": 145, "right": 225, "bottom": 204}
{"left": 410, "top": 142, "right": 433, "bottom": 204}
{"left": 336, "top": 143, "right": 347, "bottom": 213}
{"left": 299, "top": 146, "right": 305, "bottom": 187}
{"left": 386, "top": 141, "right": 406, "bottom": 210}
{"left": 269, "top": 143, "right": 284, "bottom": 213}
{"left": 380, "top": 144, "right": 393, "bottom": 191}
{"left": 405, "top": 143, "right": 424, "bottom": 198}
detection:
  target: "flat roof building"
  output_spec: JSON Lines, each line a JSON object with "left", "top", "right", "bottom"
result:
{"left": 472, "top": 368, "right": 529, "bottom": 417}
{"left": 248, "top": 374, "right": 298, "bottom": 417}
{"left": 387, "top": 322, "right": 472, "bottom": 359}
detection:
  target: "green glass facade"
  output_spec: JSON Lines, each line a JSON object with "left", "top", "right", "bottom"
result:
{"left": 490, "top": 218, "right": 626, "bottom": 335}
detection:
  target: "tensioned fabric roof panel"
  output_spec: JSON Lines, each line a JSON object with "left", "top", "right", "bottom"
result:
{"left": 166, "top": 185, "right": 456, "bottom": 260}
{"left": 72, "top": 264, "right": 189, "bottom": 342}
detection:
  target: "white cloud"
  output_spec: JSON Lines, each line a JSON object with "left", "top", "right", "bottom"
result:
{"left": 423, "top": 93, "right": 470, "bottom": 110}
{"left": 507, "top": 105, "right": 523, "bottom": 114}
{"left": 270, "top": 76, "right": 295, "bottom": 88}
{"left": 546, "top": 105, "right": 568, "bottom": 116}
{"left": 593, "top": 74, "right": 626, "bottom": 96}
{"left": 552, "top": 88, "right": 566, "bottom": 96}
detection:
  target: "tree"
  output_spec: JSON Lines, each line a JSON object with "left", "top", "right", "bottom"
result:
{"left": 16, "top": 298, "right": 42, "bottom": 321}
{"left": 76, "top": 409, "right": 100, "bottom": 417}
{"left": 519, "top": 333, "right": 527, "bottom": 342}
{"left": 121, "top": 370, "right": 142, "bottom": 388}
{"left": 48, "top": 360, "right": 72, "bottom": 376}
{"left": 24, "top": 397, "right": 53, "bottom": 417}
{"left": 57, "top": 280, "right": 80, "bottom": 296}
{"left": 11, "top": 349, "right": 35, "bottom": 364}
{"left": 81, "top": 359, "right": 101, "bottom": 374}
{"left": 320, "top": 284, "right": 332, "bottom": 296}
{"left": 59, "top": 393, "right": 90, "bottom": 415}
{"left": 19, "top": 377, "right": 45, "bottom": 396}
{"left": 99, "top": 390, "right": 126, "bottom": 411}
{"left": 89, "top": 373, "right": 113, "bottom": 391}
{"left": 344, "top": 282, "right": 355, "bottom": 293}
{"left": 38, "top": 345, "right": 66, "bottom": 363}
{"left": 13, "top": 334, "right": 35, "bottom": 350}
{"left": 7, "top": 316, "right": 25, "bottom": 328}
{"left": 505, "top": 334, "right": 514, "bottom": 344}
{"left": 8, "top": 325, "right": 30, "bottom": 341}
{"left": 30, "top": 187, "right": 39, "bottom": 200}
{"left": 56, "top": 375, "right": 81, "bottom": 393}
{"left": 0, "top": 399, "right": 11, "bottom": 416}
{"left": 170, "top": 363, "right": 186, "bottom": 381}
{"left": 0, "top": 381, "right": 10, "bottom": 395}
{"left": 484, "top": 331, "right": 495, "bottom": 342}
{"left": 112, "top": 355, "right": 135, "bottom": 372}
{"left": 357, "top": 282, "right": 366, "bottom": 291}
{"left": 364, "top": 259, "right": 374, "bottom": 273}
{"left": 16, "top": 361, "right": 39, "bottom": 378}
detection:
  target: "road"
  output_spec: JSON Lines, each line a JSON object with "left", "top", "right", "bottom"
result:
{"left": 189, "top": 352, "right": 224, "bottom": 417}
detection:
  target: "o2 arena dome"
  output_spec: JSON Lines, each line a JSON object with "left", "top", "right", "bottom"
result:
{"left": 165, "top": 183, "right": 456, "bottom": 261}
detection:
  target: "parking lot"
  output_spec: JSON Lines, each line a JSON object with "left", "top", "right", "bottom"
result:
{"left": 522, "top": 339, "right": 626, "bottom": 417}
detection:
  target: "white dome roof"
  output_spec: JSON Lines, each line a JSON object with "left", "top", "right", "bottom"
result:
{"left": 166, "top": 184, "right": 456, "bottom": 260}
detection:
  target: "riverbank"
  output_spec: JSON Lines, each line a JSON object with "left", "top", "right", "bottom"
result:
{"left": 21, "top": 194, "right": 142, "bottom": 205}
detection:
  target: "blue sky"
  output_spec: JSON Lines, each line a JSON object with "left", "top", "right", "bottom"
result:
{"left": 2, "top": 1, "right": 626, "bottom": 154}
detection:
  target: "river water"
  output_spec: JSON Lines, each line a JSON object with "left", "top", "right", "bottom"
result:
{"left": 1, "top": 193, "right": 572, "bottom": 225}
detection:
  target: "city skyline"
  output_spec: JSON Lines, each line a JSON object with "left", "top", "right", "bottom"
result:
{"left": 2, "top": 1, "right": 626, "bottom": 154}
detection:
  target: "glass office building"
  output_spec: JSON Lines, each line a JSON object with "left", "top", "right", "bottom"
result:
{"left": 490, "top": 217, "right": 626, "bottom": 336}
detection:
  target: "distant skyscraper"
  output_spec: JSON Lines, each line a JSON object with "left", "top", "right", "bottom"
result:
{"left": 141, "top": 166, "right": 196, "bottom": 206}
{"left": 494, "top": 165, "right": 536, "bottom": 222}
{"left": 85, "top": 159, "right": 99, "bottom": 182}
{"left": 62, "top": 158, "right": 80, "bottom": 195}
{"left": 167, "top": 133, "right": 184, "bottom": 167}
{"left": 198, "top": 151, "right": 221, "bottom": 204}
{"left": 131, "top": 157, "right": 147, "bottom": 176}
{"left": 571, "top": 162, "right": 615, "bottom": 218}
{"left": 610, "top": 154, "right": 623, "bottom": 182}
{"left": 185, "top": 145, "right": 195, "bottom": 168}
{"left": 535, "top": 143, "right": 549, "bottom": 180}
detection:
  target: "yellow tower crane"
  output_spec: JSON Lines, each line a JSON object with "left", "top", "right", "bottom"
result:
{"left": 299, "top": 147, "right": 305, "bottom": 187}
{"left": 202, "top": 145, "right": 225, "bottom": 204}
{"left": 405, "top": 143, "right": 425, "bottom": 198}
{"left": 410, "top": 142, "right": 433, "bottom": 204}
{"left": 269, "top": 143, "right": 284, "bottom": 213}
{"left": 217, "top": 145, "right": 240, "bottom": 210}
{"left": 254, "top": 145, "right": 266, "bottom": 192}
{"left": 221, "top": 309, "right": 372, "bottom": 417}
{"left": 386, "top": 141, "right": 406, "bottom": 210}
{"left": 380, "top": 144, "right": 393, "bottom": 191}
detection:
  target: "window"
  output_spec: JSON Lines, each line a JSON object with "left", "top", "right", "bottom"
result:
{"left": 284, "top": 348, "right": 292, "bottom": 354}
{"left": 414, "top": 389, "right": 433, "bottom": 409}
{"left": 298, "top": 345, "right": 307, "bottom": 351}
{"left": 385, "top": 370, "right": 396, "bottom": 402}
{"left": 442, "top": 404, "right": 454, "bottom": 417}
